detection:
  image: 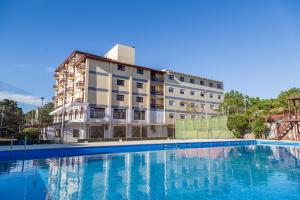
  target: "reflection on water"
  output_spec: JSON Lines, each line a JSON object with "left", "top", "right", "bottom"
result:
{"left": 1, "top": 145, "right": 300, "bottom": 200}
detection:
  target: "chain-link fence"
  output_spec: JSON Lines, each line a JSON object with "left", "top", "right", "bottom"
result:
{"left": 175, "top": 116, "right": 233, "bottom": 139}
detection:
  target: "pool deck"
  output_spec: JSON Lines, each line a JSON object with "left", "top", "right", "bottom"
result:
{"left": 0, "top": 139, "right": 251, "bottom": 152}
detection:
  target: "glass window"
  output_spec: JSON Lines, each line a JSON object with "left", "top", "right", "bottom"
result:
{"left": 169, "top": 87, "right": 174, "bottom": 93}
{"left": 200, "top": 80, "right": 204, "bottom": 85}
{"left": 218, "top": 95, "right": 222, "bottom": 100}
{"left": 200, "top": 92, "right": 205, "bottom": 97}
{"left": 191, "top": 103, "right": 196, "bottom": 108}
{"left": 190, "top": 90, "right": 195, "bottom": 95}
{"left": 180, "top": 89, "right": 185, "bottom": 94}
{"left": 180, "top": 77, "right": 185, "bottom": 82}
{"left": 136, "top": 82, "right": 143, "bottom": 88}
{"left": 169, "top": 113, "right": 174, "bottom": 119}
{"left": 210, "top": 104, "right": 215, "bottom": 110}
{"left": 169, "top": 75, "right": 174, "bottom": 80}
{"left": 90, "top": 108, "right": 105, "bottom": 118}
{"left": 210, "top": 93, "right": 214, "bottom": 98}
{"left": 117, "top": 65, "right": 125, "bottom": 71}
{"left": 180, "top": 114, "right": 185, "bottom": 119}
{"left": 134, "top": 110, "right": 145, "bottom": 120}
{"left": 117, "top": 79, "right": 124, "bottom": 86}
{"left": 190, "top": 79, "right": 195, "bottom": 84}
{"left": 136, "top": 96, "right": 143, "bottom": 103}
{"left": 209, "top": 82, "right": 214, "bottom": 87}
{"left": 113, "top": 109, "right": 126, "bottom": 119}
{"left": 116, "top": 94, "right": 124, "bottom": 101}
{"left": 137, "top": 69, "right": 144, "bottom": 74}
{"left": 169, "top": 100, "right": 175, "bottom": 106}
{"left": 201, "top": 104, "right": 205, "bottom": 109}
{"left": 73, "top": 129, "right": 79, "bottom": 138}
{"left": 217, "top": 83, "right": 222, "bottom": 89}
{"left": 180, "top": 101, "right": 185, "bottom": 107}
{"left": 191, "top": 115, "right": 196, "bottom": 119}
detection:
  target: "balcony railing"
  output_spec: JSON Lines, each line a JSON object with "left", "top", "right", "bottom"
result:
{"left": 58, "top": 78, "right": 65, "bottom": 84}
{"left": 53, "top": 84, "right": 58, "bottom": 90}
{"left": 75, "top": 98, "right": 84, "bottom": 103}
{"left": 151, "top": 76, "right": 164, "bottom": 82}
{"left": 76, "top": 81, "right": 85, "bottom": 88}
{"left": 151, "top": 104, "right": 164, "bottom": 109}
{"left": 151, "top": 90, "right": 164, "bottom": 96}
{"left": 67, "top": 72, "right": 75, "bottom": 80}
{"left": 67, "top": 87, "right": 74, "bottom": 93}
{"left": 52, "top": 96, "right": 58, "bottom": 101}
{"left": 54, "top": 74, "right": 59, "bottom": 80}
{"left": 77, "top": 65, "right": 85, "bottom": 73}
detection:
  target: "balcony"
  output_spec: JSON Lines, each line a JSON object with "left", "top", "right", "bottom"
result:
{"left": 151, "top": 76, "right": 164, "bottom": 82}
{"left": 77, "top": 65, "right": 85, "bottom": 73}
{"left": 53, "top": 84, "right": 58, "bottom": 90}
{"left": 76, "top": 81, "right": 85, "bottom": 88}
{"left": 67, "top": 72, "right": 75, "bottom": 80}
{"left": 54, "top": 74, "right": 59, "bottom": 80}
{"left": 52, "top": 96, "right": 58, "bottom": 102}
{"left": 75, "top": 98, "right": 84, "bottom": 103}
{"left": 58, "top": 78, "right": 66, "bottom": 84}
{"left": 150, "top": 90, "right": 164, "bottom": 96}
{"left": 151, "top": 104, "right": 164, "bottom": 109}
{"left": 67, "top": 87, "right": 74, "bottom": 93}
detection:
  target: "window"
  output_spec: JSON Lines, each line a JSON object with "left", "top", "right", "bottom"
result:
{"left": 136, "top": 82, "right": 143, "bottom": 89}
{"left": 191, "top": 103, "right": 196, "bottom": 108}
{"left": 217, "top": 83, "right": 222, "bottom": 89}
{"left": 116, "top": 94, "right": 124, "bottom": 101}
{"left": 209, "top": 82, "right": 214, "bottom": 87}
{"left": 209, "top": 93, "right": 214, "bottom": 98}
{"left": 190, "top": 79, "right": 195, "bottom": 84}
{"left": 200, "top": 80, "right": 204, "bottom": 85}
{"left": 180, "top": 77, "right": 185, "bottom": 82}
{"left": 117, "top": 65, "right": 125, "bottom": 71}
{"left": 200, "top": 92, "right": 205, "bottom": 97}
{"left": 113, "top": 109, "right": 126, "bottom": 119}
{"left": 169, "top": 113, "right": 174, "bottom": 119}
{"left": 169, "top": 75, "right": 174, "bottom": 80}
{"left": 169, "top": 100, "right": 175, "bottom": 106}
{"left": 55, "top": 129, "right": 61, "bottom": 137}
{"left": 136, "top": 96, "right": 143, "bottom": 103}
{"left": 180, "top": 114, "right": 185, "bottom": 119}
{"left": 90, "top": 108, "right": 105, "bottom": 118}
{"left": 117, "top": 79, "right": 124, "bottom": 86}
{"left": 134, "top": 110, "right": 145, "bottom": 120}
{"left": 191, "top": 115, "right": 196, "bottom": 119}
{"left": 169, "top": 87, "right": 174, "bottom": 93}
{"left": 210, "top": 104, "right": 215, "bottom": 110}
{"left": 74, "top": 110, "right": 78, "bottom": 119}
{"left": 69, "top": 112, "right": 73, "bottom": 120}
{"left": 137, "top": 69, "right": 144, "bottom": 74}
{"left": 73, "top": 129, "right": 79, "bottom": 138}
{"left": 218, "top": 95, "right": 222, "bottom": 100}
{"left": 201, "top": 104, "right": 205, "bottom": 109}
{"left": 180, "top": 101, "right": 185, "bottom": 107}
{"left": 190, "top": 90, "right": 195, "bottom": 95}
{"left": 180, "top": 89, "right": 185, "bottom": 94}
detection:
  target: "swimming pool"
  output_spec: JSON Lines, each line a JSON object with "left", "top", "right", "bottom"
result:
{"left": 0, "top": 140, "right": 300, "bottom": 200}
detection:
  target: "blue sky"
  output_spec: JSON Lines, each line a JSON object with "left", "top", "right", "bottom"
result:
{"left": 0, "top": 0, "right": 300, "bottom": 111}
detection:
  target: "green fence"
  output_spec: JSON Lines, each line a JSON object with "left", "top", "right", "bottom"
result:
{"left": 175, "top": 116, "right": 233, "bottom": 139}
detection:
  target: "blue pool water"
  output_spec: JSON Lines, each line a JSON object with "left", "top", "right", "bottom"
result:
{"left": 0, "top": 143, "right": 300, "bottom": 199}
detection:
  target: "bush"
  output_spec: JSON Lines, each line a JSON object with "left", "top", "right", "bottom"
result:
{"left": 252, "top": 118, "right": 269, "bottom": 139}
{"left": 227, "top": 113, "right": 249, "bottom": 138}
{"left": 22, "top": 127, "right": 39, "bottom": 143}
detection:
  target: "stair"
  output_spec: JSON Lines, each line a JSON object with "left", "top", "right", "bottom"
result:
{"left": 276, "top": 122, "right": 293, "bottom": 140}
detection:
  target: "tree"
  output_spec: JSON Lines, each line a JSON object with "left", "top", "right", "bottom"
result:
{"left": 277, "top": 88, "right": 300, "bottom": 108}
{"left": 22, "top": 127, "right": 39, "bottom": 143}
{"left": 251, "top": 117, "right": 269, "bottom": 139}
{"left": 0, "top": 99, "right": 23, "bottom": 135}
{"left": 219, "top": 90, "right": 246, "bottom": 115}
{"left": 24, "top": 102, "right": 54, "bottom": 126}
{"left": 227, "top": 113, "right": 249, "bottom": 138}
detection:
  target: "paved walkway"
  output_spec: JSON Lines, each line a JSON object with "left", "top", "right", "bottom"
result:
{"left": 0, "top": 139, "right": 248, "bottom": 152}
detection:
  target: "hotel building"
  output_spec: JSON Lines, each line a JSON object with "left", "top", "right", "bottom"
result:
{"left": 49, "top": 44, "right": 224, "bottom": 142}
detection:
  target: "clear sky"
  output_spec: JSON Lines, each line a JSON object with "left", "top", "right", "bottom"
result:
{"left": 0, "top": 0, "right": 300, "bottom": 111}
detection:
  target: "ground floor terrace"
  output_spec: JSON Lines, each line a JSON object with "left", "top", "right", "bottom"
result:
{"left": 47, "top": 122, "right": 174, "bottom": 143}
